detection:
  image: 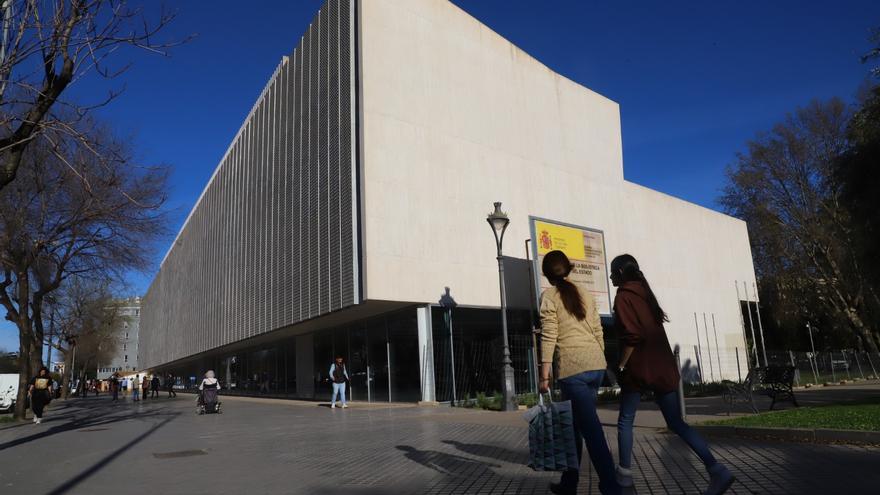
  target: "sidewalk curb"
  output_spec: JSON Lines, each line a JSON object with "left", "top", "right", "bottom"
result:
{"left": 693, "top": 424, "right": 880, "bottom": 445}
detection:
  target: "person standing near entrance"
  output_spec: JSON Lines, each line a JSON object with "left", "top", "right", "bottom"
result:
{"left": 610, "top": 254, "right": 734, "bottom": 495}
{"left": 150, "top": 375, "right": 160, "bottom": 399}
{"left": 142, "top": 375, "right": 150, "bottom": 400}
{"left": 329, "top": 356, "right": 349, "bottom": 409}
{"left": 539, "top": 250, "right": 620, "bottom": 495}
{"left": 132, "top": 374, "right": 141, "bottom": 401}
{"left": 27, "top": 366, "right": 54, "bottom": 424}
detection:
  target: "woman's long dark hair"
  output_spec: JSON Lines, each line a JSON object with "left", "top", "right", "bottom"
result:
{"left": 542, "top": 250, "right": 586, "bottom": 321}
{"left": 610, "top": 254, "right": 668, "bottom": 324}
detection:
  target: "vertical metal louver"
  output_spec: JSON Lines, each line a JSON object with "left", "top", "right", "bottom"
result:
{"left": 139, "top": 0, "right": 358, "bottom": 369}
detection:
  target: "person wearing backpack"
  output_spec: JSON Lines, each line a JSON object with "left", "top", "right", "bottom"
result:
{"left": 329, "top": 356, "right": 349, "bottom": 409}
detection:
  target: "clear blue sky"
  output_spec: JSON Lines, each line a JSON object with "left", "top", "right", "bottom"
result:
{"left": 2, "top": 0, "right": 878, "bottom": 351}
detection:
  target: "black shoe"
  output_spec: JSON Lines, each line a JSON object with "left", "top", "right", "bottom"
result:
{"left": 549, "top": 482, "right": 576, "bottom": 495}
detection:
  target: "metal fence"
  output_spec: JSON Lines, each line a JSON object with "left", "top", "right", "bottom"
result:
{"left": 678, "top": 346, "right": 880, "bottom": 385}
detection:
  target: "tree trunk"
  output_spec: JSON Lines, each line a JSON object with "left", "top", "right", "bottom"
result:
{"left": 13, "top": 271, "right": 32, "bottom": 420}
{"left": 60, "top": 349, "right": 72, "bottom": 400}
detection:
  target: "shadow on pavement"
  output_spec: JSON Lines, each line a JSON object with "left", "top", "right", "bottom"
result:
{"left": 47, "top": 413, "right": 179, "bottom": 495}
{"left": 396, "top": 445, "right": 501, "bottom": 476}
{"left": 441, "top": 439, "right": 525, "bottom": 463}
{"left": 0, "top": 397, "right": 177, "bottom": 452}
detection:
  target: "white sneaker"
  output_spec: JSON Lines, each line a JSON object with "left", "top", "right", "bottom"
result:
{"left": 616, "top": 465, "right": 634, "bottom": 487}
{"left": 35, "top": 417, "right": 41, "bottom": 424}
{"left": 32, "top": 416, "right": 37, "bottom": 424}
{"left": 342, "top": 404, "right": 348, "bottom": 408}
{"left": 331, "top": 403, "right": 336, "bottom": 408}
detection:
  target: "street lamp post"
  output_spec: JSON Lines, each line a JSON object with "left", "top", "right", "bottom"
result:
{"left": 487, "top": 202, "right": 517, "bottom": 412}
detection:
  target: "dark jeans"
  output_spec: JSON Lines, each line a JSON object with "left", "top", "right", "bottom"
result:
{"left": 31, "top": 392, "right": 49, "bottom": 418}
{"left": 558, "top": 370, "right": 620, "bottom": 495}
{"left": 618, "top": 390, "right": 717, "bottom": 469}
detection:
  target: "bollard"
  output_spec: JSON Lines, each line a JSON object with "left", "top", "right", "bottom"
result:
{"left": 675, "top": 349, "right": 686, "bottom": 421}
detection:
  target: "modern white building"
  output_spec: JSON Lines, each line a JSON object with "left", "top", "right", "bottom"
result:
{"left": 139, "top": 0, "right": 757, "bottom": 402}
{"left": 97, "top": 298, "right": 141, "bottom": 380}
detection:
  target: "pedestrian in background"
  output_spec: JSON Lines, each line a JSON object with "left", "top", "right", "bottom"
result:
{"left": 329, "top": 356, "right": 349, "bottom": 409}
{"left": 610, "top": 254, "right": 734, "bottom": 495}
{"left": 539, "top": 250, "right": 620, "bottom": 495}
{"left": 166, "top": 373, "right": 177, "bottom": 398}
{"left": 110, "top": 373, "right": 120, "bottom": 401}
{"left": 27, "top": 366, "right": 54, "bottom": 424}
{"left": 132, "top": 374, "right": 141, "bottom": 402}
{"left": 150, "top": 374, "right": 160, "bottom": 399}
{"left": 142, "top": 375, "right": 150, "bottom": 400}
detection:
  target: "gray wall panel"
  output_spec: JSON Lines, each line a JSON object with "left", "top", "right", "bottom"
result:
{"left": 139, "top": 0, "right": 358, "bottom": 370}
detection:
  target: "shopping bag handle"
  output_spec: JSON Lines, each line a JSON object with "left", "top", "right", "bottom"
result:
{"left": 538, "top": 391, "right": 553, "bottom": 406}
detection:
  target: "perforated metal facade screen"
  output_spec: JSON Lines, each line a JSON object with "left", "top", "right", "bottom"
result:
{"left": 140, "top": 0, "right": 358, "bottom": 369}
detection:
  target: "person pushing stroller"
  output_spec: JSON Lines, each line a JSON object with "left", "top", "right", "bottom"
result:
{"left": 197, "top": 370, "right": 222, "bottom": 414}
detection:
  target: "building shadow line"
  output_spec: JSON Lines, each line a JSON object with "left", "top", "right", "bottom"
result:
{"left": 47, "top": 413, "right": 179, "bottom": 495}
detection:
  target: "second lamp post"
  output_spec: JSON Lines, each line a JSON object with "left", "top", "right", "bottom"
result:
{"left": 487, "top": 201, "right": 517, "bottom": 411}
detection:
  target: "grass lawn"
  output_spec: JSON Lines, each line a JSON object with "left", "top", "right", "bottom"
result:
{"left": 704, "top": 400, "right": 880, "bottom": 431}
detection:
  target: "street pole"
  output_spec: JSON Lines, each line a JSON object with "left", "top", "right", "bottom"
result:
{"left": 46, "top": 310, "right": 55, "bottom": 369}
{"left": 447, "top": 307, "right": 457, "bottom": 405}
{"left": 69, "top": 344, "right": 77, "bottom": 393}
{"left": 711, "top": 313, "right": 723, "bottom": 380}
{"left": 735, "top": 281, "right": 755, "bottom": 369}
{"left": 487, "top": 202, "right": 517, "bottom": 412}
{"left": 807, "top": 322, "right": 819, "bottom": 384}
{"left": 694, "top": 313, "right": 705, "bottom": 384}
{"left": 702, "top": 312, "right": 714, "bottom": 382}
{"left": 742, "top": 281, "right": 760, "bottom": 367}
{"left": 496, "top": 250, "right": 516, "bottom": 411}
{"left": 753, "top": 282, "right": 769, "bottom": 367}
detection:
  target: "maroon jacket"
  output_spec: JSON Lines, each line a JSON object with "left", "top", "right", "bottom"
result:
{"left": 614, "top": 281, "right": 680, "bottom": 394}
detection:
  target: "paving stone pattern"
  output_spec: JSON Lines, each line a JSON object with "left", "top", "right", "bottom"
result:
{"left": 0, "top": 395, "right": 878, "bottom": 494}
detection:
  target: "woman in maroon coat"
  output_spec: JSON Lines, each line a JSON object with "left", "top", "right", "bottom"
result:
{"left": 611, "top": 254, "right": 734, "bottom": 495}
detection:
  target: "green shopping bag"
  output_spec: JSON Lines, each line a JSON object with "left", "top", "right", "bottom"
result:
{"left": 524, "top": 393, "right": 579, "bottom": 471}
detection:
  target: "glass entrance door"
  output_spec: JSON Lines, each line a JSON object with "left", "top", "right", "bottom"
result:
{"left": 367, "top": 320, "right": 389, "bottom": 402}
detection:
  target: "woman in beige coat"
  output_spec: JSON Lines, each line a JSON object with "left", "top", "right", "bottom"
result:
{"left": 539, "top": 250, "right": 620, "bottom": 495}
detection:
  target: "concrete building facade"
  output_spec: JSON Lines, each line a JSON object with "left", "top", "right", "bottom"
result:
{"left": 140, "top": 0, "right": 758, "bottom": 402}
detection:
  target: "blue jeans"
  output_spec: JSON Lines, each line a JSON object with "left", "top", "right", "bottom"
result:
{"left": 617, "top": 390, "right": 717, "bottom": 470}
{"left": 558, "top": 370, "right": 620, "bottom": 495}
{"left": 331, "top": 382, "right": 347, "bottom": 405}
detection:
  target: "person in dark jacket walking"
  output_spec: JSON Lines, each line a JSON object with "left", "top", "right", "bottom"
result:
{"left": 166, "top": 373, "right": 177, "bottom": 398}
{"left": 150, "top": 375, "right": 160, "bottom": 399}
{"left": 611, "top": 254, "right": 734, "bottom": 495}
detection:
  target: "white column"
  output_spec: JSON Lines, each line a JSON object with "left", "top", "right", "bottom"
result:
{"left": 417, "top": 305, "right": 436, "bottom": 403}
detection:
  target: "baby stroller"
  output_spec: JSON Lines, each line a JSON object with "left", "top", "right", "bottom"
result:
{"left": 197, "top": 383, "right": 222, "bottom": 415}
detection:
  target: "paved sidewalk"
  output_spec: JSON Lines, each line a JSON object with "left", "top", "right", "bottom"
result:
{"left": 1, "top": 393, "right": 878, "bottom": 494}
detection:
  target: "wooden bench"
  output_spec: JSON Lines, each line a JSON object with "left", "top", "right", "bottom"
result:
{"left": 721, "top": 365, "right": 799, "bottom": 415}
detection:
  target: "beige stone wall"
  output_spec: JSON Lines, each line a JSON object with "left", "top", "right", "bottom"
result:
{"left": 359, "top": 0, "right": 758, "bottom": 379}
